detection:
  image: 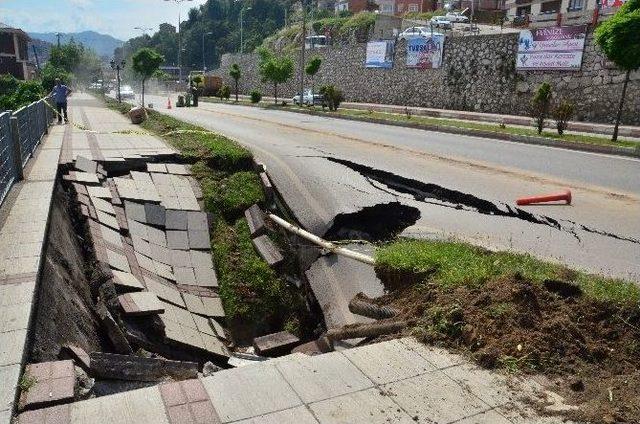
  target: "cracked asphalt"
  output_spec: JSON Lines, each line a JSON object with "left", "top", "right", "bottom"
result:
{"left": 146, "top": 94, "right": 640, "bottom": 301}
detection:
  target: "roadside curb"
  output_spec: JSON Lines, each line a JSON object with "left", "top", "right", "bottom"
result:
{"left": 201, "top": 98, "right": 640, "bottom": 159}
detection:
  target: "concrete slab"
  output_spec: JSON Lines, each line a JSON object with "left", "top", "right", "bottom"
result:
{"left": 99, "top": 225, "right": 123, "bottom": 248}
{"left": 118, "top": 292, "right": 164, "bottom": 316}
{"left": 244, "top": 205, "right": 266, "bottom": 237}
{"left": 381, "top": 371, "right": 490, "bottom": 424}
{"left": 187, "top": 212, "right": 208, "bottom": 231}
{"left": 105, "top": 249, "right": 131, "bottom": 273}
{"left": 235, "top": 406, "right": 318, "bottom": 424}
{"left": 187, "top": 230, "right": 210, "bottom": 250}
{"left": 124, "top": 201, "right": 146, "bottom": 223}
{"left": 166, "top": 210, "right": 188, "bottom": 230}
{"left": 111, "top": 270, "right": 145, "bottom": 291}
{"left": 193, "top": 267, "right": 218, "bottom": 288}
{"left": 342, "top": 339, "right": 435, "bottom": 385}
{"left": 90, "top": 197, "right": 115, "bottom": 215}
{"left": 146, "top": 226, "right": 167, "bottom": 247}
{"left": 253, "top": 331, "right": 300, "bottom": 357}
{"left": 75, "top": 156, "right": 97, "bottom": 173}
{"left": 0, "top": 330, "right": 27, "bottom": 366}
{"left": 456, "top": 409, "right": 512, "bottom": 423}
{"left": 170, "top": 250, "right": 192, "bottom": 268}
{"left": 86, "top": 186, "right": 111, "bottom": 199}
{"left": 399, "top": 337, "right": 465, "bottom": 370}
{"left": 443, "top": 363, "right": 515, "bottom": 408}
{"left": 70, "top": 386, "right": 170, "bottom": 424}
{"left": 0, "top": 304, "right": 31, "bottom": 333}
{"left": 189, "top": 251, "right": 213, "bottom": 269}
{"left": 144, "top": 203, "right": 166, "bottom": 227}
{"left": 0, "top": 364, "right": 20, "bottom": 411}
{"left": 174, "top": 267, "right": 196, "bottom": 286}
{"left": 143, "top": 277, "right": 185, "bottom": 307}
{"left": 310, "top": 387, "right": 416, "bottom": 424}
{"left": 202, "top": 363, "right": 302, "bottom": 422}
{"left": 166, "top": 231, "right": 189, "bottom": 250}
{"left": 275, "top": 351, "right": 374, "bottom": 404}
{"left": 147, "top": 163, "right": 167, "bottom": 173}
{"left": 251, "top": 235, "right": 283, "bottom": 267}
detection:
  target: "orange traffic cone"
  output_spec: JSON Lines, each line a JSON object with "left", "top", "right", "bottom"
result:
{"left": 516, "top": 189, "right": 572, "bottom": 206}
{"left": 167, "top": 97, "right": 172, "bottom": 109}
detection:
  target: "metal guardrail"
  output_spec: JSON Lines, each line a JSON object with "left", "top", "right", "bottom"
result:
{"left": 0, "top": 96, "right": 54, "bottom": 206}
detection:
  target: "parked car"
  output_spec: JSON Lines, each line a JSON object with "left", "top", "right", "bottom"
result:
{"left": 305, "top": 35, "right": 328, "bottom": 49}
{"left": 292, "top": 90, "right": 324, "bottom": 106}
{"left": 430, "top": 16, "right": 453, "bottom": 29}
{"left": 119, "top": 85, "right": 135, "bottom": 100}
{"left": 398, "top": 26, "right": 444, "bottom": 40}
{"left": 445, "top": 12, "right": 469, "bottom": 23}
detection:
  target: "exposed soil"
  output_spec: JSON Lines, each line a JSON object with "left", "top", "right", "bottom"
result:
{"left": 373, "top": 271, "right": 640, "bottom": 423}
{"left": 29, "top": 184, "right": 108, "bottom": 362}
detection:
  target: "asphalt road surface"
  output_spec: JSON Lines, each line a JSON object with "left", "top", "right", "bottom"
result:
{"left": 143, "top": 94, "right": 640, "bottom": 323}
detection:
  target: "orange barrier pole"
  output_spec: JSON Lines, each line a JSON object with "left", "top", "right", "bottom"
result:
{"left": 516, "top": 189, "right": 572, "bottom": 206}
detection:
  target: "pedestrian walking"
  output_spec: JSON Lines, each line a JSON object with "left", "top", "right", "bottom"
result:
{"left": 50, "top": 78, "right": 72, "bottom": 124}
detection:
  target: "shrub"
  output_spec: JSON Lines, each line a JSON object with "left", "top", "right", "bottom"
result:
{"left": 250, "top": 90, "right": 262, "bottom": 103}
{"left": 531, "top": 82, "right": 552, "bottom": 135}
{"left": 0, "top": 75, "right": 43, "bottom": 111}
{"left": 552, "top": 100, "right": 575, "bottom": 135}
{"left": 319, "top": 85, "right": 344, "bottom": 111}
{"left": 221, "top": 85, "right": 231, "bottom": 100}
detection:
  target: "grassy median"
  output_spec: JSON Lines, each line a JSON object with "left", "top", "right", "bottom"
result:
{"left": 103, "top": 95, "right": 307, "bottom": 341}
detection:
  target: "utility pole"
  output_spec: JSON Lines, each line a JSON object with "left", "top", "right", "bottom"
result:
{"left": 299, "top": 0, "right": 306, "bottom": 106}
{"left": 55, "top": 32, "right": 61, "bottom": 47}
{"left": 202, "top": 31, "right": 212, "bottom": 71}
{"left": 240, "top": 7, "right": 252, "bottom": 54}
{"left": 164, "top": 0, "right": 194, "bottom": 85}
{"left": 110, "top": 59, "right": 126, "bottom": 103}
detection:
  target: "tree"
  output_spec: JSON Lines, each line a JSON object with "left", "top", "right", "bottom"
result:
{"left": 531, "top": 82, "right": 552, "bottom": 135}
{"left": 132, "top": 48, "right": 164, "bottom": 107}
{"left": 258, "top": 47, "right": 294, "bottom": 104}
{"left": 229, "top": 63, "right": 241, "bottom": 102}
{"left": 595, "top": 0, "right": 640, "bottom": 142}
{"left": 305, "top": 56, "right": 321, "bottom": 102}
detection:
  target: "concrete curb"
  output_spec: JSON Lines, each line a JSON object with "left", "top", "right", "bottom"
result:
{"left": 201, "top": 99, "right": 640, "bottom": 159}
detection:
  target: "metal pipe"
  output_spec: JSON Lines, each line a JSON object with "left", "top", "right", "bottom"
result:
{"left": 267, "top": 213, "right": 375, "bottom": 265}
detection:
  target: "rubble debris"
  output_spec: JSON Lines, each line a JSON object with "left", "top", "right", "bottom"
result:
{"left": 251, "top": 235, "right": 284, "bottom": 267}
{"left": 245, "top": 204, "right": 267, "bottom": 237}
{"left": 349, "top": 294, "right": 399, "bottom": 320}
{"left": 202, "top": 361, "right": 223, "bottom": 377}
{"left": 96, "top": 302, "right": 133, "bottom": 354}
{"left": 253, "top": 331, "right": 301, "bottom": 357}
{"left": 326, "top": 321, "right": 408, "bottom": 342}
{"left": 291, "top": 337, "right": 333, "bottom": 356}
{"left": 74, "top": 366, "right": 95, "bottom": 400}
{"left": 19, "top": 360, "right": 75, "bottom": 411}
{"left": 89, "top": 352, "right": 198, "bottom": 382}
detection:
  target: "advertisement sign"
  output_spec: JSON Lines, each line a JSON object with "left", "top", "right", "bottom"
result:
{"left": 601, "top": 0, "right": 627, "bottom": 6}
{"left": 406, "top": 36, "right": 445, "bottom": 69}
{"left": 516, "top": 25, "right": 587, "bottom": 71}
{"left": 365, "top": 41, "right": 395, "bottom": 68}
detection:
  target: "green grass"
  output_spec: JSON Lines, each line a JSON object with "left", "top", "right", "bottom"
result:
{"left": 375, "top": 239, "right": 640, "bottom": 304}
{"left": 336, "top": 109, "right": 640, "bottom": 150}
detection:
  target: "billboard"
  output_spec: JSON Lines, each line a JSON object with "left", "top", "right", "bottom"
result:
{"left": 365, "top": 41, "right": 395, "bottom": 69}
{"left": 406, "top": 36, "right": 445, "bottom": 69}
{"left": 516, "top": 25, "right": 587, "bottom": 71}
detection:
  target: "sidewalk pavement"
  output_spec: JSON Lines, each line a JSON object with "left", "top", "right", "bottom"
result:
{"left": 226, "top": 93, "right": 640, "bottom": 140}
{"left": 16, "top": 338, "right": 576, "bottom": 424}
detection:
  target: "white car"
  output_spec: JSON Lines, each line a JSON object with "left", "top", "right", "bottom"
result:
{"left": 119, "top": 85, "right": 135, "bottom": 100}
{"left": 293, "top": 90, "right": 324, "bottom": 106}
{"left": 430, "top": 16, "right": 453, "bottom": 29}
{"left": 445, "top": 12, "right": 469, "bottom": 23}
{"left": 398, "top": 26, "right": 445, "bottom": 40}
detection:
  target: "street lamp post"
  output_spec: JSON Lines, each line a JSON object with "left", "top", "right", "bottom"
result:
{"left": 240, "top": 7, "right": 252, "bottom": 54}
{"left": 164, "top": 0, "right": 193, "bottom": 85}
{"left": 202, "top": 31, "right": 213, "bottom": 72}
{"left": 110, "top": 59, "right": 126, "bottom": 103}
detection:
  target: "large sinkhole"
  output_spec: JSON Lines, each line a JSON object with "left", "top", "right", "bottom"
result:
{"left": 323, "top": 202, "right": 420, "bottom": 242}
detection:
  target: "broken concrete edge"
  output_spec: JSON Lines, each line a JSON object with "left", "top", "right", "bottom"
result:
{"left": 252, "top": 331, "right": 301, "bottom": 357}
{"left": 89, "top": 352, "right": 198, "bottom": 382}
{"left": 210, "top": 99, "right": 640, "bottom": 159}
{"left": 244, "top": 204, "right": 267, "bottom": 238}
{"left": 251, "top": 234, "right": 284, "bottom": 267}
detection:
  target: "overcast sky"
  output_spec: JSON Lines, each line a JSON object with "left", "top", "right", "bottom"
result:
{"left": 0, "top": 0, "right": 209, "bottom": 40}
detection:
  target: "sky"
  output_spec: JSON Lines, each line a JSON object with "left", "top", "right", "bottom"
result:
{"left": 0, "top": 0, "right": 209, "bottom": 40}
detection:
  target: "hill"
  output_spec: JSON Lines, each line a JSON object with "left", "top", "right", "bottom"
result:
{"left": 28, "top": 30, "right": 123, "bottom": 58}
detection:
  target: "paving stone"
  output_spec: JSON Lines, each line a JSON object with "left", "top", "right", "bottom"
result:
{"left": 147, "top": 163, "right": 167, "bottom": 173}
{"left": 187, "top": 212, "right": 208, "bottom": 231}
{"left": 189, "top": 251, "right": 213, "bottom": 269}
{"left": 144, "top": 277, "right": 185, "bottom": 307}
{"left": 130, "top": 171, "right": 153, "bottom": 185}
{"left": 234, "top": 406, "right": 318, "bottom": 424}
{"left": 399, "top": 337, "right": 465, "bottom": 370}
{"left": 16, "top": 404, "right": 71, "bottom": 424}
{"left": 192, "top": 314, "right": 216, "bottom": 337}
{"left": 342, "top": 339, "right": 435, "bottom": 384}
{"left": 134, "top": 252, "right": 155, "bottom": 273}
{"left": 128, "top": 219, "right": 149, "bottom": 239}
{"left": 182, "top": 293, "right": 208, "bottom": 315}
{"left": 160, "top": 379, "right": 221, "bottom": 424}
{"left": 131, "top": 236, "right": 152, "bottom": 258}
{"left": 60, "top": 345, "right": 91, "bottom": 371}
{"left": 95, "top": 210, "right": 120, "bottom": 231}
{"left": 253, "top": 331, "right": 300, "bottom": 357}
{"left": 67, "top": 172, "right": 100, "bottom": 184}
{"left": 86, "top": 186, "right": 112, "bottom": 199}
{"left": 99, "top": 224, "right": 123, "bottom": 248}
{"left": 381, "top": 371, "right": 490, "bottom": 424}
{"left": 188, "top": 230, "right": 210, "bottom": 250}
{"left": 166, "top": 210, "right": 188, "bottom": 230}
{"left": 244, "top": 204, "right": 267, "bottom": 237}
{"left": 443, "top": 363, "right": 516, "bottom": 408}
{"left": 201, "top": 333, "right": 231, "bottom": 358}
{"left": 0, "top": 304, "right": 31, "bottom": 333}
{"left": 209, "top": 318, "right": 227, "bottom": 340}
{"left": 149, "top": 244, "right": 171, "bottom": 265}
{"left": 154, "top": 261, "right": 175, "bottom": 281}
{"left": 118, "top": 292, "right": 164, "bottom": 316}
{"left": 0, "top": 364, "right": 20, "bottom": 411}
{"left": 167, "top": 231, "right": 189, "bottom": 250}
{"left": 194, "top": 267, "right": 218, "bottom": 287}
{"left": 175, "top": 267, "right": 196, "bottom": 286}
{"left": 90, "top": 197, "right": 115, "bottom": 215}
{"left": 275, "top": 351, "right": 373, "bottom": 404}
{"left": 75, "top": 156, "right": 98, "bottom": 173}
{"left": 19, "top": 360, "right": 75, "bottom": 411}
{"left": 111, "top": 270, "right": 145, "bottom": 291}
{"left": 166, "top": 164, "right": 190, "bottom": 175}
{"left": 251, "top": 235, "right": 283, "bottom": 267}
{"left": 89, "top": 352, "right": 197, "bottom": 382}
{"left": 170, "top": 250, "right": 192, "bottom": 268}
{"left": 144, "top": 203, "right": 166, "bottom": 227}
{"left": 147, "top": 226, "right": 167, "bottom": 247}
{"left": 202, "top": 363, "right": 302, "bottom": 422}
{"left": 105, "top": 249, "right": 131, "bottom": 273}
{"left": 310, "top": 387, "right": 415, "bottom": 424}
{"left": 70, "top": 386, "right": 169, "bottom": 424}
{"left": 124, "top": 201, "right": 147, "bottom": 223}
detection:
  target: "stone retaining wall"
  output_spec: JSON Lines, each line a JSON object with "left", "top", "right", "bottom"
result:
{"left": 219, "top": 33, "right": 640, "bottom": 125}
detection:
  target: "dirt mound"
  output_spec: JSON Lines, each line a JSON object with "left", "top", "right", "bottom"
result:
{"left": 376, "top": 272, "right": 640, "bottom": 423}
